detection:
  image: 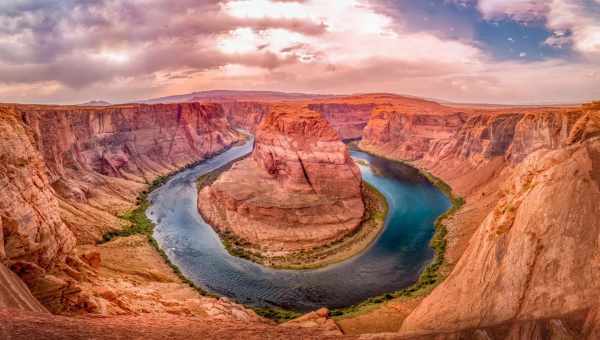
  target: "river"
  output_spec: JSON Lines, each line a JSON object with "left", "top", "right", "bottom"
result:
{"left": 148, "top": 136, "right": 450, "bottom": 311}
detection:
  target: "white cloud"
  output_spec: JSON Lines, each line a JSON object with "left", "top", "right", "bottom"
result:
{"left": 473, "top": 0, "right": 600, "bottom": 56}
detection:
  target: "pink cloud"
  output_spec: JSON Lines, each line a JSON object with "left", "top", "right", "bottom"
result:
{"left": 0, "top": 0, "right": 598, "bottom": 105}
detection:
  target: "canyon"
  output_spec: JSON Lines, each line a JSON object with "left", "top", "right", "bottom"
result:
{"left": 1, "top": 95, "right": 599, "bottom": 339}
{"left": 198, "top": 104, "right": 381, "bottom": 266}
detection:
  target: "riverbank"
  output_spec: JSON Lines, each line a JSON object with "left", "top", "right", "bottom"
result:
{"left": 329, "top": 143, "right": 465, "bottom": 322}
{"left": 99, "top": 135, "right": 250, "bottom": 297}
{"left": 196, "top": 159, "right": 389, "bottom": 270}
{"left": 138, "top": 137, "right": 461, "bottom": 322}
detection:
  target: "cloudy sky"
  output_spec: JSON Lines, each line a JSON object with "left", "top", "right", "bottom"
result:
{"left": 0, "top": 0, "right": 599, "bottom": 104}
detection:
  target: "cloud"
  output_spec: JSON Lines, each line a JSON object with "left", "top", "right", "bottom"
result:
{"left": 468, "top": 0, "right": 600, "bottom": 56}
{"left": 0, "top": 0, "right": 597, "bottom": 104}
{"left": 0, "top": 0, "right": 325, "bottom": 87}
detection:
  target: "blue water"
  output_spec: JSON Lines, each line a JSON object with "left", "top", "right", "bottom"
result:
{"left": 149, "top": 137, "right": 451, "bottom": 311}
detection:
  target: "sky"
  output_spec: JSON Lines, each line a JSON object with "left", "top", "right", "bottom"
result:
{"left": 0, "top": 0, "right": 599, "bottom": 104}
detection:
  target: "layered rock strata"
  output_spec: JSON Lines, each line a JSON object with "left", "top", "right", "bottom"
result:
{"left": 0, "top": 103, "right": 242, "bottom": 314}
{"left": 199, "top": 105, "right": 365, "bottom": 254}
{"left": 220, "top": 101, "right": 272, "bottom": 132}
{"left": 308, "top": 103, "right": 375, "bottom": 140}
{"left": 358, "top": 100, "right": 600, "bottom": 337}
{"left": 220, "top": 101, "right": 374, "bottom": 140}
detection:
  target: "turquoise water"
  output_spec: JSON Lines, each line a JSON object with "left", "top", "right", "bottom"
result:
{"left": 149, "top": 137, "right": 451, "bottom": 311}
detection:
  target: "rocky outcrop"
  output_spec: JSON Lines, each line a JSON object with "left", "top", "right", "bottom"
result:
{"left": 221, "top": 101, "right": 374, "bottom": 140}
{"left": 308, "top": 103, "right": 375, "bottom": 140}
{"left": 360, "top": 105, "right": 584, "bottom": 167}
{"left": 0, "top": 103, "right": 242, "bottom": 314}
{"left": 199, "top": 105, "right": 365, "bottom": 253}
{"left": 15, "top": 102, "right": 240, "bottom": 243}
{"left": 401, "top": 133, "right": 600, "bottom": 336}
{"left": 357, "top": 101, "right": 600, "bottom": 337}
{"left": 220, "top": 101, "right": 272, "bottom": 131}
{"left": 0, "top": 108, "right": 77, "bottom": 311}
{"left": 0, "top": 262, "right": 47, "bottom": 313}
{"left": 283, "top": 308, "right": 342, "bottom": 336}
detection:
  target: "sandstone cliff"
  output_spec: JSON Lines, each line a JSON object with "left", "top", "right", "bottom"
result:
{"left": 358, "top": 100, "right": 600, "bottom": 338}
{"left": 15, "top": 102, "right": 240, "bottom": 243}
{"left": 199, "top": 105, "right": 365, "bottom": 254}
{"left": 220, "top": 101, "right": 272, "bottom": 132}
{"left": 0, "top": 262, "right": 47, "bottom": 313}
{"left": 402, "top": 134, "right": 600, "bottom": 336}
{"left": 220, "top": 100, "right": 374, "bottom": 141}
{"left": 308, "top": 103, "right": 375, "bottom": 140}
{"left": 0, "top": 103, "right": 242, "bottom": 314}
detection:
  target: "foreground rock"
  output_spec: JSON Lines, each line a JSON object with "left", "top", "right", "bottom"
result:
{"left": 199, "top": 105, "right": 365, "bottom": 256}
{"left": 357, "top": 99, "right": 600, "bottom": 337}
{"left": 399, "top": 107, "right": 600, "bottom": 337}
{"left": 0, "top": 103, "right": 242, "bottom": 314}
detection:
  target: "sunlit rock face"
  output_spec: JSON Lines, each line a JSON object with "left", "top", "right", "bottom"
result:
{"left": 220, "top": 101, "right": 273, "bottom": 132}
{"left": 307, "top": 103, "right": 375, "bottom": 140}
{"left": 0, "top": 103, "right": 242, "bottom": 313}
{"left": 17, "top": 102, "right": 240, "bottom": 244}
{"left": 199, "top": 105, "right": 365, "bottom": 253}
{"left": 356, "top": 99, "right": 600, "bottom": 337}
{"left": 401, "top": 118, "right": 600, "bottom": 336}
{"left": 0, "top": 108, "right": 76, "bottom": 287}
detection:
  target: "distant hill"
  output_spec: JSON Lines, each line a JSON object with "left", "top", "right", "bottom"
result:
{"left": 139, "top": 90, "right": 338, "bottom": 104}
{"left": 78, "top": 100, "right": 112, "bottom": 106}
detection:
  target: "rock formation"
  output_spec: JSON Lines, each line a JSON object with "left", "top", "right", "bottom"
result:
{"left": 2, "top": 93, "right": 600, "bottom": 339}
{"left": 0, "top": 262, "right": 47, "bottom": 313}
{"left": 402, "top": 135, "right": 600, "bottom": 337}
{"left": 0, "top": 103, "right": 242, "bottom": 314}
{"left": 220, "top": 100, "right": 374, "bottom": 140}
{"left": 17, "top": 102, "right": 240, "bottom": 243}
{"left": 308, "top": 103, "right": 375, "bottom": 140}
{"left": 199, "top": 104, "right": 365, "bottom": 254}
{"left": 220, "top": 101, "right": 272, "bottom": 132}
{"left": 358, "top": 99, "right": 600, "bottom": 338}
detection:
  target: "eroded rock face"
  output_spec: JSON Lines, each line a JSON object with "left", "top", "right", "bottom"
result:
{"left": 0, "top": 109, "right": 76, "bottom": 292}
{"left": 360, "top": 106, "right": 584, "bottom": 167}
{"left": 221, "top": 101, "right": 272, "bottom": 132}
{"left": 0, "top": 262, "right": 48, "bottom": 313}
{"left": 16, "top": 103, "right": 240, "bottom": 244}
{"left": 357, "top": 101, "right": 600, "bottom": 337}
{"left": 221, "top": 101, "right": 374, "bottom": 140}
{"left": 199, "top": 105, "right": 364, "bottom": 253}
{"left": 21, "top": 102, "right": 238, "bottom": 183}
{"left": 308, "top": 103, "right": 375, "bottom": 140}
{"left": 401, "top": 134, "right": 600, "bottom": 336}
{"left": 0, "top": 103, "right": 242, "bottom": 314}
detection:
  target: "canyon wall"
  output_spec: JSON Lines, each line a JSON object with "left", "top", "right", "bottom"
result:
{"left": 199, "top": 104, "right": 365, "bottom": 253}
{"left": 220, "top": 101, "right": 272, "bottom": 132}
{"left": 307, "top": 103, "right": 375, "bottom": 140}
{"left": 0, "top": 103, "right": 242, "bottom": 313}
{"left": 17, "top": 102, "right": 240, "bottom": 244}
{"left": 359, "top": 101, "right": 600, "bottom": 337}
{"left": 220, "top": 100, "right": 374, "bottom": 141}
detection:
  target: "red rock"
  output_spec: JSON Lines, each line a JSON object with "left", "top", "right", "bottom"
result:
{"left": 80, "top": 251, "right": 101, "bottom": 269}
{"left": 199, "top": 105, "right": 364, "bottom": 253}
{"left": 0, "top": 102, "right": 242, "bottom": 313}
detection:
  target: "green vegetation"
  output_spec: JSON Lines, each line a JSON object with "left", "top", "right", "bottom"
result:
{"left": 201, "top": 177, "right": 389, "bottom": 271}
{"left": 99, "top": 174, "right": 210, "bottom": 296}
{"left": 327, "top": 147, "right": 466, "bottom": 319}
{"left": 98, "top": 133, "right": 464, "bottom": 323}
{"left": 98, "top": 137, "right": 251, "bottom": 297}
{"left": 253, "top": 306, "right": 302, "bottom": 322}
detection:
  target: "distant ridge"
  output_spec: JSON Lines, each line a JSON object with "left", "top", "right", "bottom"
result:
{"left": 78, "top": 100, "right": 112, "bottom": 106}
{"left": 136, "top": 90, "right": 582, "bottom": 107}
{"left": 139, "top": 90, "right": 339, "bottom": 104}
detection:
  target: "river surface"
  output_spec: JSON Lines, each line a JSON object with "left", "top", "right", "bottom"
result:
{"left": 149, "top": 137, "right": 451, "bottom": 311}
